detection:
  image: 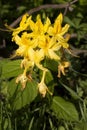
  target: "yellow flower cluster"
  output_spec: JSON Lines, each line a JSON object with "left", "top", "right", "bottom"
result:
{"left": 10, "top": 13, "right": 70, "bottom": 97}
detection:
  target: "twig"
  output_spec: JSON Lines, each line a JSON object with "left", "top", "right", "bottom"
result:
{"left": 9, "top": 0, "right": 78, "bottom": 27}
{"left": 70, "top": 0, "right": 78, "bottom": 4}
{"left": 0, "top": 39, "right": 6, "bottom": 49}
{"left": 70, "top": 33, "right": 77, "bottom": 38}
{"left": 70, "top": 45, "right": 87, "bottom": 56}
{"left": 0, "top": 0, "right": 79, "bottom": 40}
{"left": 0, "top": 28, "right": 11, "bottom": 32}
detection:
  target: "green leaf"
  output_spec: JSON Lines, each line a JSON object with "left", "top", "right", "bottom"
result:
{"left": 45, "top": 71, "right": 53, "bottom": 84}
{"left": 64, "top": 16, "right": 76, "bottom": 28}
{"left": 74, "top": 122, "right": 87, "bottom": 130}
{"left": 28, "top": 117, "right": 34, "bottom": 130}
{"left": 51, "top": 96, "right": 79, "bottom": 121}
{"left": 17, "top": 6, "right": 26, "bottom": 11}
{"left": 0, "top": 64, "right": 2, "bottom": 77}
{"left": 0, "top": 59, "right": 23, "bottom": 79}
{"left": 45, "top": 71, "right": 55, "bottom": 94}
{"left": 8, "top": 78, "right": 38, "bottom": 110}
{"left": 79, "top": 0, "right": 87, "bottom": 5}
{"left": 59, "top": 81, "right": 83, "bottom": 101}
{"left": 0, "top": 81, "right": 8, "bottom": 96}
{"left": 58, "top": 126, "right": 65, "bottom": 130}
{"left": 49, "top": 118, "right": 54, "bottom": 130}
{"left": 55, "top": 0, "right": 66, "bottom": 4}
{"left": 45, "top": 71, "right": 54, "bottom": 85}
{"left": 45, "top": 59, "right": 58, "bottom": 72}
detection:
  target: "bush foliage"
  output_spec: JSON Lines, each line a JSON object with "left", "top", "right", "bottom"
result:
{"left": 0, "top": 0, "right": 87, "bottom": 130}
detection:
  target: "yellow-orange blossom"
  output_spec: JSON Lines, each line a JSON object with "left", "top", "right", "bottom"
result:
{"left": 10, "top": 13, "right": 70, "bottom": 97}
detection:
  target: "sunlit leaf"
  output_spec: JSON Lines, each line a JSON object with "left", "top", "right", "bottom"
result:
{"left": 79, "top": 0, "right": 87, "bottom": 5}
{"left": 58, "top": 126, "right": 65, "bottom": 130}
{"left": 74, "top": 122, "right": 87, "bottom": 130}
{"left": 8, "top": 78, "right": 38, "bottom": 110}
{"left": 51, "top": 96, "right": 79, "bottom": 121}
{"left": 0, "top": 59, "right": 23, "bottom": 79}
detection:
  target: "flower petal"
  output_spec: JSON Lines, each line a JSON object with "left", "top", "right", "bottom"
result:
{"left": 48, "top": 50, "right": 60, "bottom": 60}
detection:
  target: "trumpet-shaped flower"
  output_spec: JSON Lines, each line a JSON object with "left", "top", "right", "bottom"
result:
{"left": 26, "top": 15, "right": 51, "bottom": 48}
{"left": 29, "top": 15, "right": 51, "bottom": 35}
{"left": 38, "top": 71, "right": 52, "bottom": 97}
{"left": 47, "top": 13, "right": 70, "bottom": 36}
{"left": 56, "top": 34, "right": 70, "bottom": 49}
{"left": 12, "top": 14, "right": 32, "bottom": 38}
{"left": 5, "top": 14, "right": 32, "bottom": 39}
{"left": 13, "top": 33, "right": 37, "bottom": 58}
{"left": 38, "top": 81, "right": 48, "bottom": 97}
{"left": 16, "top": 73, "right": 28, "bottom": 89}
{"left": 8, "top": 13, "right": 71, "bottom": 97}
{"left": 47, "top": 13, "right": 70, "bottom": 49}
{"left": 58, "top": 61, "right": 70, "bottom": 78}
{"left": 39, "top": 36, "right": 60, "bottom": 60}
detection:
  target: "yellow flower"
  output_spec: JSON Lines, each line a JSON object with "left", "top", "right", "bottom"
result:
{"left": 13, "top": 33, "right": 37, "bottom": 58}
{"left": 58, "top": 61, "right": 70, "bottom": 78}
{"left": 26, "top": 15, "right": 51, "bottom": 48}
{"left": 9, "top": 13, "right": 71, "bottom": 96}
{"left": 38, "top": 71, "right": 52, "bottom": 97}
{"left": 28, "top": 48, "right": 44, "bottom": 63}
{"left": 16, "top": 73, "right": 28, "bottom": 89}
{"left": 47, "top": 13, "right": 70, "bottom": 36}
{"left": 12, "top": 14, "right": 32, "bottom": 38}
{"left": 38, "top": 81, "right": 48, "bottom": 97}
{"left": 56, "top": 34, "right": 70, "bottom": 49}
{"left": 47, "top": 13, "right": 70, "bottom": 49}
{"left": 27, "top": 48, "right": 47, "bottom": 72}
{"left": 16, "top": 58, "right": 34, "bottom": 89}
{"left": 21, "top": 58, "right": 34, "bottom": 70}
{"left": 5, "top": 14, "right": 32, "bottom": 39}
{"left": 29, "top": 15, "right": 51, "bottom": 34}
{"left": 39, "top": 36, "right": 60, "bottom": 60}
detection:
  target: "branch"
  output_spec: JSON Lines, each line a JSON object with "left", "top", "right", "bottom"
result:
{"left": 70, "top": 45, "right": 87, "bottom": 56}
{"left": 9, "top": 0, "right": 78, "bottom": 27}
{"left": 70, "top": 33, "right": 77, "bottom": 38}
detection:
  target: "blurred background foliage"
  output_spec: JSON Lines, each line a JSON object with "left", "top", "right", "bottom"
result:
{"left": 0, "top": 0, "right": 87, "bottom": 130}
